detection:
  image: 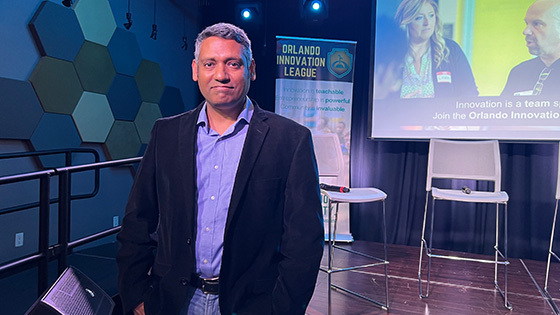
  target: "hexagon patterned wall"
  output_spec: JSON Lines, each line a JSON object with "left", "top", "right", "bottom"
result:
{"left": 1, "top": 0, "right": 186, "bottom": 163}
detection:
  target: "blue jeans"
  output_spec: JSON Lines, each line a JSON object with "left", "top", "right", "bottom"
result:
{"left": 180, "top": 286, "right": 221, "bottom": 315}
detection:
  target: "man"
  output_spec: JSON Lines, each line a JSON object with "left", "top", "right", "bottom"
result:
{"left": 501, "top": 0, "right": 560, "bottom": 96}
{"left": 116, "top": 23, "right": 324, "bottom": 315}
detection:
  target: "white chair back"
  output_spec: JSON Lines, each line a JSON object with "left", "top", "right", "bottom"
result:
{"left": 312, "top": 133, "right": 345, "bottom": 185}
{"left": 426, "top": 139, "right": 502, "bottom": 192}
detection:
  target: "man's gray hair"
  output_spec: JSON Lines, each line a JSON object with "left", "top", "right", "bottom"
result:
{"left": 194, "top": 22, "right": 253, "bottom": 65}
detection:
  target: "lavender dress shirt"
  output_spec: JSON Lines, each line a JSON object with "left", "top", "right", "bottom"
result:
{"left": 195, "top": 99, "right": 253, "bottom": 278}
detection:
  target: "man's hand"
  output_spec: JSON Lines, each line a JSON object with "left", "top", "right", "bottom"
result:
{"left": 133, "top": 302, "right": 145, "bottom": 315}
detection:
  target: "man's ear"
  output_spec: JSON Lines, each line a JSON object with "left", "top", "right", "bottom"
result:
{"left": 191, "top": 59, "right": 198, "bottom": 81}
{"left": 249, "top": 59, "right": 256, "bottom": 81}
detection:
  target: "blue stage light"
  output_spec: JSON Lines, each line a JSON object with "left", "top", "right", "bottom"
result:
{"left": 311, "top": 0, "right": 322, "bottom": 11}
{"left": 301, "top": 0, "right": 328, "bottom": 20}
{"left": 241, "top": 8, "right": 252, "bottom": 20}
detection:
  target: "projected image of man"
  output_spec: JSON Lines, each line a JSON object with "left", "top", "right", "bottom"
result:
{"left": 502, "top": 0, "right": 560, "bottom": 96}
{"left": 395, "top": 0, "right": 478, "bottom": 99}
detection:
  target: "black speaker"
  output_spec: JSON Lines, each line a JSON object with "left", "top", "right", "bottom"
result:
{"left": 26, "top": 266, "right": 114, "bottom": 315}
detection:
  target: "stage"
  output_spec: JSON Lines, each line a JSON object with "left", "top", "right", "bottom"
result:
{"left": 308, "top": 241, "right": 560, "bottom": 314}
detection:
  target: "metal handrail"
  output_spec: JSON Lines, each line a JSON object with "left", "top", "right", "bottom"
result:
{"left": 0, "top": 153, "right": 142, "bottom": 296}
{"left": 56, "top": 157, "right": 142, "bottom": 273}
{"left": 0, "top": 148, "right": 100, "bottom": 215}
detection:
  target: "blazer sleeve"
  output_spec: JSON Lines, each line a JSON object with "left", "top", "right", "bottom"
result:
{"left": 116, "top": 120, "right": 160, "bottom": 314}
{"left": 272, "top": 129, "right": 324, "bottom": 314}
{"left": 447, "top": 39, "right": 478, "bottom": 97}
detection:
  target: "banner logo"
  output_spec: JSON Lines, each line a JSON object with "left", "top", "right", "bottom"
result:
{"left": 327, "top": 48, "right": 353, "bottom": 78}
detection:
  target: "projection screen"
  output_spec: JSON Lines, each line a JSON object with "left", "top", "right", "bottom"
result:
{"left": 370, "top": 0, "right": 560, "bottom": 140}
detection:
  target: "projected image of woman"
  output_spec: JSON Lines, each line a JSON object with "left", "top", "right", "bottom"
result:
{"left": 395, "top": 0, "right": 478, "bottom": 98}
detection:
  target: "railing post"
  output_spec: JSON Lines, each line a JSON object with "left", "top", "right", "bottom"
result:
{"left": 38, "top": 174, "right": 50, "bottom": 296}
{"left": 58, "top": 170, "right": 70, "bottom": 275}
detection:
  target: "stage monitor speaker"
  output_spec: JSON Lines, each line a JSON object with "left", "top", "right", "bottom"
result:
{"left": 25, "top": 266, "right": 114, "bottom": 315}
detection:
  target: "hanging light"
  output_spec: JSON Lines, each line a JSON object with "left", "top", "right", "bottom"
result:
{"left": 181, "top": 15, "right": 188, "bottom": 51}
{"left": 124, "top": 0, "right": 133, "bottom": 30}
{"left": 235, "top": 3, "right": 262, "bottom": 25}
{"left": 301, "top": 0, "right": 328, "bottom": 20}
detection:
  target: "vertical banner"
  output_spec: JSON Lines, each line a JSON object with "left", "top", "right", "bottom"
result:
{"left": 275, "top": 36, "right": 357, "bottom": 242}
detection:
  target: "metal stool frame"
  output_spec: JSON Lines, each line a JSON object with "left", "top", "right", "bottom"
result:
{"left": 418, "top": 195, "right": 511, "bottom": 310}
{"left": 320, "top": 188, "right": 389, "bottom": 314}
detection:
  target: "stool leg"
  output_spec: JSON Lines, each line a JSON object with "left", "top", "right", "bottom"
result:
{"left": 327, "top": 198, "right": 333, "bottom": 315}
{"left": 418, "top": 192, "right": 430, "bottom": 298}
{"left": 546, "top": 201, "right": 559, "bottom": 292}
{"left": 382, "top": 200, "right": 389, "bottom": 309}
{"left": 426, "top": 198, "right": 436, "bottom": 296}
{"left": 494, "top": 203, "right": 499, "bottom": 287}
{"left": 504, "top": 203, "right": 510, "bottom": 309}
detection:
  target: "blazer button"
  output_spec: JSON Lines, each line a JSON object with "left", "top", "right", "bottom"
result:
{"left": 180, "top": 278, "right": 188, "bottom": 286}
{"left": 186, "top": 238, "right": 192, "bottom": 245}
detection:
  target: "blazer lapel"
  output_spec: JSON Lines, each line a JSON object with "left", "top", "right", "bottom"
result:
{"left": 176, "top": 105, "right": 203, "bottom": 237}
{"left": 226, "top": 103, "right": 269, "bottom": 230}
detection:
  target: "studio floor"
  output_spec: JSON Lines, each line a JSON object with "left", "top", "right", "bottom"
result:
{"left": 2, "top": 241, "right": 560, "bottom": 314}
{"left": 308, "top": 241, "right": 560, "bottom": 314}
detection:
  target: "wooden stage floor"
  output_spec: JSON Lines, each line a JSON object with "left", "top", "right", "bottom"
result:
{"left": 307, "top": 241, "right": 560, "bottom": 314}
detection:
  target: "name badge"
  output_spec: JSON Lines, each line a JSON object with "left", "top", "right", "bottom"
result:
{"left": 514, "top": 90, "right": 534, "bottom": 96}
{"left": 436, "top": 71, "right": 452, "bottom": 83}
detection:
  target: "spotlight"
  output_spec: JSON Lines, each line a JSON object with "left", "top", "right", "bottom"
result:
{"left": 62, "top": 0, "right": 72, "bottom": 7}
{"left": 241, "top": 8, "right": 253, "bottom": 20}
{"left": 311, "top": 0, "right": 322, "bottom": 11}
{"left": 301, "top": 0, "right": 328, "bottom": 20}
{"left": 235, "top": 3, "right": 262, "bottom": 25}
{"left": 150, "top": 24, "right": 158, "bottom": 40}
{"left": 124, "top": 12, "right": 133, "bottom": 30}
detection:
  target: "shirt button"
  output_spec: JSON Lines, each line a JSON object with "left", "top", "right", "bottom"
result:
{"left": 211, "top": 196, "right": 215, "bottom": 200}
{"left": 205, "top": 227, "right": 210, "bottom": 232}
{"left": 203, "top": 259, "right": 208, "bottom": 264}
{"left": 214, "top": 165, "right": 219, "bottom": 170}
{"left": 186, "top": 238, "right": 192, "bottom": 245}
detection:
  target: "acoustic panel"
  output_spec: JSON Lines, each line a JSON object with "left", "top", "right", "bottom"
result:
{"left": 159, "top": 85, "right": 185, "bottom": 117}
{"left": 106, "top": 74, "right": 141, "bottom": 121}
{"left": 107, "top": 28, "right": 142, "bottom": 77}
{"left": 29, "top": 56, "right": 83, "bottom": 115}
{"left": 72, "top": 92, "right": 114, "bottom": 143}
{"left": 135, "top": 59, "right": 165, "bottom": 103}
{"left": 74, "top": 0, "right": 116, "bottom": 46}
{"left": 73, "top": 41, "right": 116, "bottom": 94}
{"left": 30, "top": 113, "right": 82, "bottom": 168}
{"left": 104, "top": 120, "right": 141, "bottom": 160}
{"left": 28, "top": 1, "right": 85, "bottom": 62}
{"left": 0, "top": 78, "right": 44, "bottom": 139}
{"left": 134, "top": 102, "right": 162, "bottom": 144}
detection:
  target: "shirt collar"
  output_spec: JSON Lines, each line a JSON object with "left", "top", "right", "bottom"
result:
{"left": 196, "top": 97, "right": 254, "bottom": 133}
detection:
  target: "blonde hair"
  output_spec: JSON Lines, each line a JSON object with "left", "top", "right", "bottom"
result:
{"left": 394, "top": 0, "right": 449, "bottom": 68}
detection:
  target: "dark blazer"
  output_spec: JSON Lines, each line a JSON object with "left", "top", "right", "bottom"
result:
{"left": 116, "top": 101, "right": 324, "bottom": 315}
{"left": 432, "top": 39, "right": 478, "bottom": 98}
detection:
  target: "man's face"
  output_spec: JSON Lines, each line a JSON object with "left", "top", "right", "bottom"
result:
{"left": 524, "top": 1, "right": 560, "bottom": 62}
{"left": 192, "top": 36, "right": 256, "bottom": 111}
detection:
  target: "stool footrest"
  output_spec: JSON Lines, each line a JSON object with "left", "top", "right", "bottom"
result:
{"left": 331, "top": 283, "right": 388, "bottom": 310}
